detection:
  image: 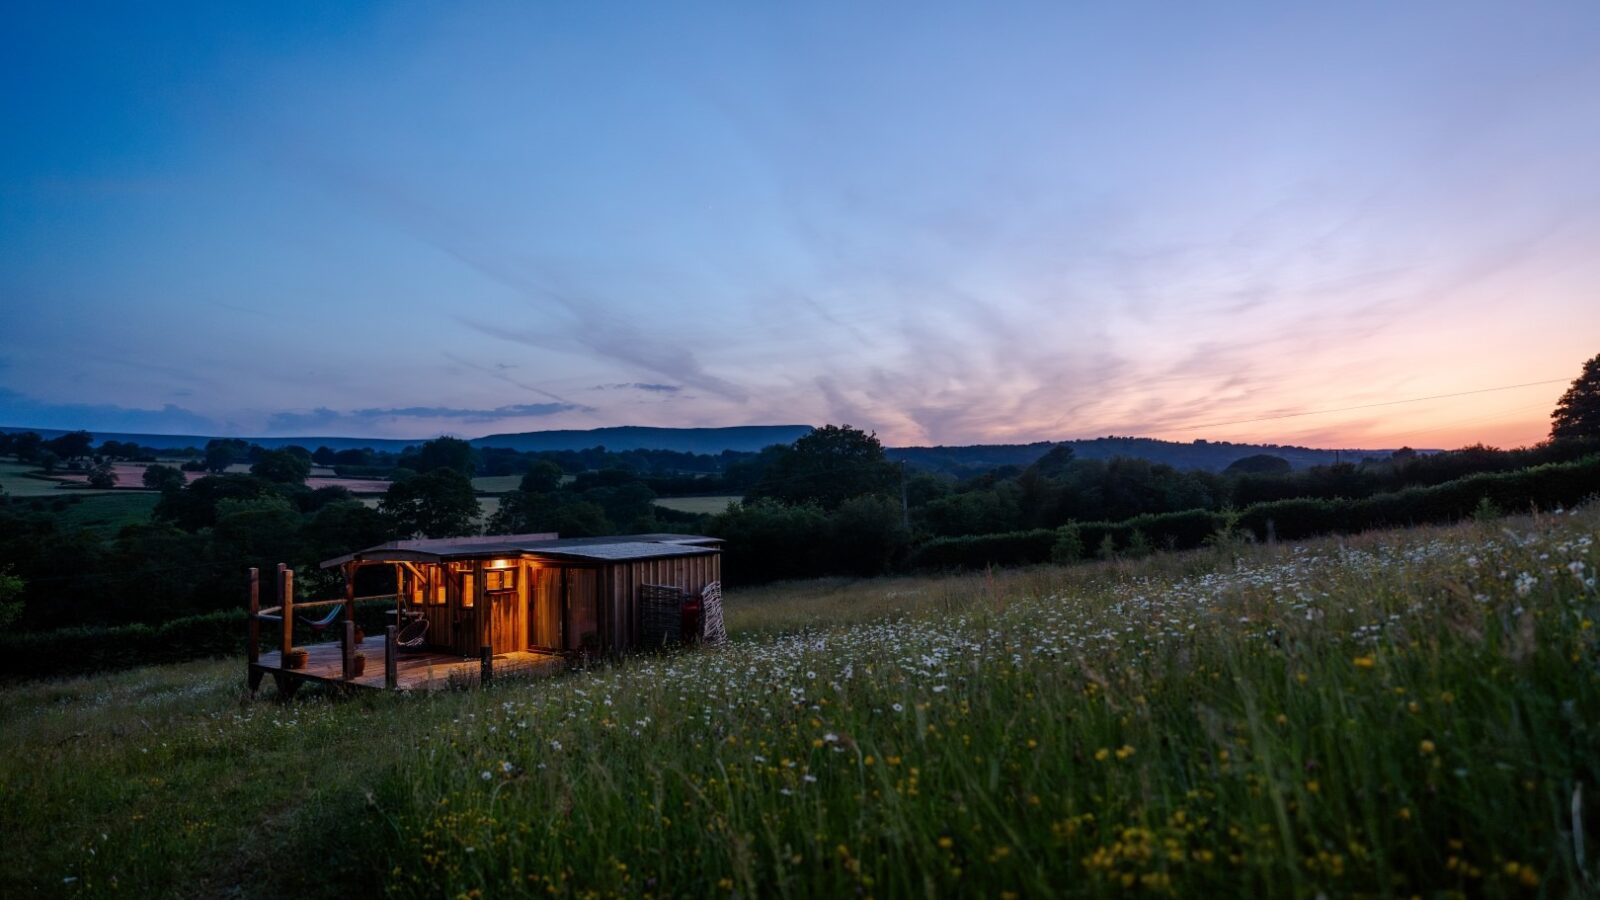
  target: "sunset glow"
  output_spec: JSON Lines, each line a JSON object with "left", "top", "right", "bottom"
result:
{"left": 3, "top": 3, "right": 1597, "bottom": 449}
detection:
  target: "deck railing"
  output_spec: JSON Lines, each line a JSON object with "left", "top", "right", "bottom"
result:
{"left": 247, "top": 564, "right": 404, "bottom": 690}
{"left": 247, "top": 564, "right": 564, "bottom": 697}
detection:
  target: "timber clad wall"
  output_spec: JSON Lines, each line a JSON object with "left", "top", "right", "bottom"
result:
{"left": 602, "top": 554, "right": 722, "bottom": 651}
{"left": 395, "top": 553, "right": 719, "bottom": 655}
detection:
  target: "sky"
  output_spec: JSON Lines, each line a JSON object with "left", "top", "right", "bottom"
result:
{"left": 2, "top": 1, "right": 1598, "bottom": 450}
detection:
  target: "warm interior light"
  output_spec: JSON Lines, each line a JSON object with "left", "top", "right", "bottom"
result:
{"left": 488, "top": 559, "right": 513, "bottom": 569}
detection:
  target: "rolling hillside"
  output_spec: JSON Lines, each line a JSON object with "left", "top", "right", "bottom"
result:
{"left": 3, "top": 507, "right": 1595, "bottom": 896}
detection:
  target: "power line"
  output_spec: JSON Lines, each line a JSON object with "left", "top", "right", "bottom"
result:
{"left": 1166, "top": 378, "right": 1567, "bottom": 433}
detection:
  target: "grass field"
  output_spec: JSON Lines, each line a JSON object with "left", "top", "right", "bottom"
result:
{"left": 654, "top": 494, "right": 742, "bottom": 514}
{"left": 0, "top": 488, "right": 161, "bottom": 535}
{"left": 471, "top": 474, "right": 524, "bottom": 493}
{"left": 2, "top": 509, "right": 1597, "bottom": 897}
{"left": 51, "top": 492, "right": 162, "bottom": 534}
{"left": 0, "top": 461, "right": 118, "bottom": 497}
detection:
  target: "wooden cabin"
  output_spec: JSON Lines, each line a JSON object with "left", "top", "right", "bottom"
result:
{"left": 323, "top": 532, "right": 722, "bottom": 657}
{"left": 248, "top": 533, "right": 722, "bottom": 695}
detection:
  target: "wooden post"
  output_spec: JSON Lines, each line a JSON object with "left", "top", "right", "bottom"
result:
{"left": 280, "top": 565, "right": 294, "bottom": 660}
{"left": 343, "top": 561, "right": 357, "bottom": 638}
{"left": 474, "top": 560, "right": 488, "bottom": 651}
{"left": 480, "top": 644, "right": 493, "bottom": 684}
{"left": 247, "top": 567, "right": 260, "bottom": 665}
{"left": 385, "top": 625, "right": 398, "bottom": 690}
{"left": 560, "top": 567, "right": 569, "bottom": 652}
{"left": 343, "top": 619, "right": 356, "bottom": 680}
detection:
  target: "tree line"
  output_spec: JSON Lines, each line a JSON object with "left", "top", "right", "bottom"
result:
{"left": 3, "top": 351, "right": 1599, "bottom": 632}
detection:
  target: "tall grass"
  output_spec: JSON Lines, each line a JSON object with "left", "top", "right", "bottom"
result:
{"left": 2, "top": 510, "right": 1597, "bottom": 897}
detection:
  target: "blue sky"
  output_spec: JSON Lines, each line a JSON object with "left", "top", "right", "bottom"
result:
{"left": 3, "top": 1, "right": 1597, "bottom": 447}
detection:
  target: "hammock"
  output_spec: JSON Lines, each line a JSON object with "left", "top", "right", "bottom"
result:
{"left": 256, "top": 602, "right": 343, "bottom": 630}
{"left": 302, "top": 603, "right": 344, "bottom": 633}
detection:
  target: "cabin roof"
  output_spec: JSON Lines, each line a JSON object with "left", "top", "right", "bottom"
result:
{"left": 319, "top": 532, "right": 723, "bottom": 569}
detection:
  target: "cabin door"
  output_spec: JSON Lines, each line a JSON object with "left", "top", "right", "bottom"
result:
{"left": 489, "top": 589, "right": 524, "bottom": 654}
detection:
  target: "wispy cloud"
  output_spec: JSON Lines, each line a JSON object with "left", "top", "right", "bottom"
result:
{"left": 294, "top": 159, "right": 753, "bottom": 403}
{"left": 595, "top": 382, "right": 682, "bottom": 393}
{"left": 265, "top": 402, "right": 583, "bottom": 432}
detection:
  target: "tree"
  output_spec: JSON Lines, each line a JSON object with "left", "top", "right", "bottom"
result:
{"left": 251, "top": 448, "right": 312, "bottom": 484}
{"left": 746, "top": 425, "right": 897, "bottom": 510}
{"left": 86, "top": 459, "right": 118, "bottom": 488}
{"left": 203, "top": 443, "right": 236, "bottom": 473}
{"left": 10, "top": 431, "right": 42, "bottom": 463}
{"left": 520, "top": 459, "right": 566, "bottom": 494}
{"left": 1027, "top": 445, "right": 1077, "bottom": 478}
{"left": 0, "top": 566, "right": 22, "bottom": 628}
{"left": 333, "top": 448, "right": 372, "bottom": 466}
{"left": 706, "top": 499, "right": 832, "bottom": 583}
{"left": 304, "top": 500, "right": 394, "bottom": 560}
{"left": 300, "top": 485, "right": 355, "bottom": 513}
{"left": 45, "top": 430, "right": 94, "bottom": 462}
{"left": 403, "top": 436, "right": 477, "bottom": 476}
{"left": 583, "top": 481, "right": 657, "bottom": 526}
{"left": 1051, "top": 523, "right": 1085, "bottom": 563}
{"left": 312, "top": 446, "right": 339, "bottom": 466}
{"left": 142, "top": 464, "right": 187, "bottom": 492}
{"left": 1224, "top": 454, "right": 1292, "bottom": 476}
{"left": 379, "top": 468, "right": 480, "bottom": 538}
{"left": 828, "top": 495, "right": 910, "bottom": 576}
{"left": 1552, "top": 353, "right": 1600, "bottom": 440}
{"left": 542, "top": 500, "right": 611, "bottom": 538}
{"left": 153, "top": 473, "right": 274, "bottom": 531}
{"left": 212, "top": 495, "right": 308, "bottom": 584}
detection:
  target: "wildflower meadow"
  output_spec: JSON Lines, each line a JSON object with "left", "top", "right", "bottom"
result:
{"left": 3, "top": 507, "right": 1598, "bottom": 897}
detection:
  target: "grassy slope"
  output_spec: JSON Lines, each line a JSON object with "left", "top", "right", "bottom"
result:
{"left": 2, "top": 511, "right": 1598, "bottom": 897}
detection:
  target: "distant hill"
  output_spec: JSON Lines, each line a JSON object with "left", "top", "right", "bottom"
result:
{"left": 2, "top": 423, "right": 1421, "bottom": 471}
{"left": 0, "top": 424, "right": 813, "bottom": 455}
{"left": 888, "top": 436, "right": 1424, "bottom": 474}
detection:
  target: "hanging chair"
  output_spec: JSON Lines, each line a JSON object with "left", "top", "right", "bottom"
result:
{"left": 395, "top": 616, "right": 429, "bottom": 651}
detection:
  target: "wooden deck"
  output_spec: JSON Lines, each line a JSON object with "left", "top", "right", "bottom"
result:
{"left": 249, "top": 640, "right": 566, "bottom": 696}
